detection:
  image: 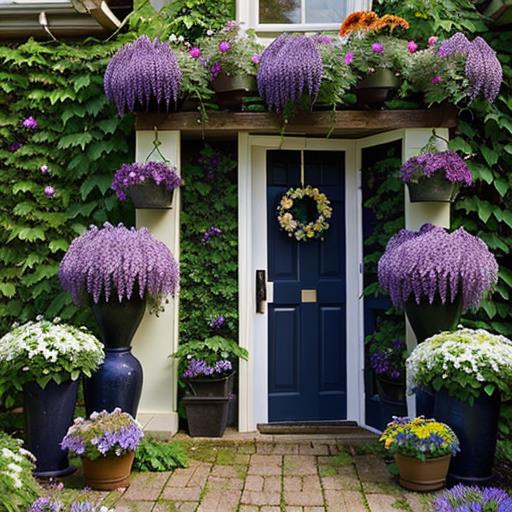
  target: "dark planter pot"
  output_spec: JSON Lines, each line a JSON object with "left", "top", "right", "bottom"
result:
{"left": 405, "top": 294, "right": 463, "bottom": 344}
{"left": 356, "top": 69, "right": 401, "bottom": 107}
{"left": 212, "top": 72, "right": 257, "bottom": 110}
{"left": 227, "top": 393, "right": 237, "bottom": 427}
{"left": 185, "top": 372, "right": 234, "bottom": 397}
{"left": 84, "top": 348, "right": 143, "bottom": 418}
{"left": 416, "top": 387, "right": 436, "bottom": 419}
{"left": 380, "top": 398, "right": 407, "bottom": 431}
{"left": 128, "top": 183, "right": 176, "bottom": 209}
{"left": 376, "top": 376, "right": 406, "bottom": 403}
{"left": 92, "top": 295, "right": 146, "bottom": 349}
{"left": 183, "top": 395, "right": 230, "bottom": 437}
{"left": 407, "top": 173, "right": 458, "bottom": 203}
{"left": 433, "top": 388, "right": 501, "bottom": 484}
{"left": 23, "top": 379, "right": 78, "bottom": 478}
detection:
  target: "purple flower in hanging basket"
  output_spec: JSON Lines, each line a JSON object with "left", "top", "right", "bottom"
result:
{"left": 210, "top": 62, "right": 223, "bottom": 79}
{"left": 407, "top": 41, "right": 418, "bottom": 53}
{"left": 257, "top": 34, "right": 323, "bottom": 112}
{"left": 189, "top": 47, "right": 202, "bottom": 59}
{"left": 344, "top": 52, "right": 354, "bottom": 65}
{"left": 218, "top": 41, "right": 231, "bottom": 53}
{"left": 434, "top": 484, "right": 512, "bottom": 512}
{"left": 378, "top": 224, "right": 498, "bottom": 311}
{"left": 59, "top": 223, "right": 179, "bottom": 313}
{"left": 112, "top": 161, "right": 182, "bottom": 200}
{"left": 104, "top": 36, "right": 182, "bottom": 117}
{"left": 22, "top": 116, "right": 37, "bottom": 130}
{"left": 371, "top": 42, "right": 384, "bottom": 54}
{"left": 399, "top": 151, "right": 472, "bottom": 185}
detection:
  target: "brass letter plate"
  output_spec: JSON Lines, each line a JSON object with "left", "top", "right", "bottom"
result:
{"left": 301, "top": 289, "right": 317, "bottom": 303}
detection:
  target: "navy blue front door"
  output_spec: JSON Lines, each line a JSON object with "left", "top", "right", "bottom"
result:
{"left": 267, "top": 150, "right": 347, "bottom": 422}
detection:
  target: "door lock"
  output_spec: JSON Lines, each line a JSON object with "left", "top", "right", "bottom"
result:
{"left": 256, "top": 270, "right": 267, "bottom": 313}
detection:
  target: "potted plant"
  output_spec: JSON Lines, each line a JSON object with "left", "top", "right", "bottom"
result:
{"left": 378, "top": 224, "right": 498, "bottom": 343}
{"left": 112, "top": 161, "right": 182, "bottom": 209}
{"left": 104, "top": 35, "right": 182, "bottom": 116}
{"left": 400, "top": 150, "right": 473, "bottom": 202}
{"left": 0, "top": 432, "right": 39, "bottom": 509}
{"left": 407, "top": 327, "right": 512, "bottom": 484}
{"left": 59, "top": 222, "right": 179, "bottom": 417}
{"left": 196, "top": 20, "right": 263, "bottom": 109}
{"left": 61, "top": 408, "right": 144, "bottom": 491}
{"left": 0, "top": 318, "right": 104, "bottom": 477}
{"left": 339, "top": 11, "right": 410, "bottom": 105}
{"left": 433, "top": 484, "right": 512, "bottom": 511}
{"left": 380, "top": 416, "right": 460, "bottom": 491}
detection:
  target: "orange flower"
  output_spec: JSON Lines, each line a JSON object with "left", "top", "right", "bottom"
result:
{"left": 379, "top": 14, "right": 410, "bottom": 31}
{"left": 339, "top": 11, "right": 379, "bottom": 36}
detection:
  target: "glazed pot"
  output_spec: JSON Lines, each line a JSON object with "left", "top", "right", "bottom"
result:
{"left": 407, "top": 173, "right": 458, "bottom": 203}
{"left": 212, "top": 72, "right": 256, "bottom": 110}
{"left": 356, "top": 69, "right": 401, "bottom": 106}
{"left": 23, "top": 379, "right": 78, "bottom": 478}
{"left": 185, "top": 372, "right": 234, "bottom": 397}
{"left": 183, "top": 395, "right": 230, "bottom": 437}
{"left": 376, "top": 376, "right": 406, "bottom": 403}
{"left": 433, "top": 388, "right": 501, "bottom": 484}
{"left": 128, "top": 182, "right": 176, "bottom": 209}
{"left": 82, "top": 451, "right": 135, "bottom": 490}
{"left": 395, "top": 453, "right": 451, "bottom": 491}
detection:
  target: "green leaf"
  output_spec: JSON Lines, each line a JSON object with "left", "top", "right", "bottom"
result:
{"left": 476, "top": 199, "right": 493, "bottom": 223}
{"left": 0, "top": 283, "right": 15, "bottom": 298}
{"left": 57, "top": 132, "right": 93, "bottom": 150}
{"left": 73, "top": 74, "right": 91, "bottom": 92}
{"left": 495, "top": 179, "right": 510, "bottom": 197}
{"left": 484, "top": 384, "right": 495, "bottom": 396}
{"left": 49, "top": 239, "right": 69, "bottom": 253}
{"left": 79, "top": 175, "right": 113, "bottom": 200}
{"left": 480, "top": 146, "right": 499, "bottom": 167}
{"left": 449, "top": 137, "right": 473, "bottom": 155}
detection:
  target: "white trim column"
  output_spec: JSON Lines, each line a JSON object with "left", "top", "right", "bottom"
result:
{"left": 133, "top": 129, "right": 181, "bottom": 434}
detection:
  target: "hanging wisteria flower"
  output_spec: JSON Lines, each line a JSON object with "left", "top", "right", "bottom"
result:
{"left": 182, "top": 358, "right": 233, "bottom": 379}
{"left": 407, "top": 328, "right": 512, "bottom": 403}
{"left": 44, "top": 185, "right": 55, "bottom": 197}
{"left": 399, "top": 150, "right": 472, "bottom": 185}
{"left": 257, "top": 34, "right": 323, "bottom": 112}
{"left": 59, "top": 223, "right": 179, "bottom": 313}
{"left": 434, "top": 484, "right": 512, "bottom": 512}
{"left": 104, "top": 36, "right": 182, "bottom": 117}
{"left": 378, "top": 224, "right": 498, "bottom": 311}
{"left": 438, "top": 32, "right": 471, "bottom": 58}
{"left": 202, "top": 226, "right": 222, "bottom": 243}
{"left": 22, "top": 116, "right": 37, "bottom": 130}
{"left": 62, "top": 408, "right": 143, "bottom": 461}
{"left": 0, "top": 319, "right": 103, "bottom": 407}
{"left": 111, "top": 161, "right": 182, "bottom": 201}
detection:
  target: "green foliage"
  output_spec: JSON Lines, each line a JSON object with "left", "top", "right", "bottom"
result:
{"left": 0, "top": 38, "right": 134, "bottom": 335}
{"left": 133, "top": 438, "right": 188, "bottom": 472}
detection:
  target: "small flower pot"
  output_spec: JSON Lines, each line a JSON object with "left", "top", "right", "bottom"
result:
{"left": 185, "top": 372, "right": 234, "bottom": 397}
{"left": 128, "top": 182, "right": 176, "bottom": 209}
{"left": 376, "top": 376, "right": 406, "bottom": 403}
{"left": 356, "top": 69, "right": 401, "bottom": 106}
{"left": 395, "top": 453, "right": 451, "bottom": 492}
{"left": 212, "top": 72, "right": 257, "bottom": 110}
{"left": 407, "top": 173, "right": 458, "bottom": 203}
{"left": 183, "top": 395, "right": 230, "bottom": 437}
{"left": 82, "top": 451, "right": 135, "bottom": 491}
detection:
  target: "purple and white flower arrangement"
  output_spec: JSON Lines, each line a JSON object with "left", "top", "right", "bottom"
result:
{"left": 104, "top": 36, "right": 182, "bottom": 117}
{"left": 433, "top": 484, "right": 512, "bottom": 511}
{"left": 111, "top": 161, "right": 182, "bottom": 201}
{"left": 30, "top": 496, "right": 115, "bottom": 512}
{"left": 378, "top": 224, "right": 498, "bottom": 311}
{"left": 61, "top": 408, "right": 143, "bottom": 461}
{"left": 59, "top": 223, "right": 179, "bottom": 314}
{"left": 182, "top": 358, "right": 233, "bottom": 379}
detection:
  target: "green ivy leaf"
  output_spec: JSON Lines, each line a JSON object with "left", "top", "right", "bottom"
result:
{"left": 0, "top": 282, "right": 15, "bottom": 298}
{"left": 49, "top": 239, "right": 69, "bottom": 253}
{"left": 480, "top": 146, "right": 499, "bottom": 167}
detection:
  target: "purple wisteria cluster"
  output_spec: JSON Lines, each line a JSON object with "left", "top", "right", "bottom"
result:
{"left": 61, "top": 408, "right": 144, "bottom": 460}
{"left": 104, "top": 36, "right": 182, "bottom": 116}
{"left": 59, "top": 223, "right": 179, "bottom": 309}
{"left": 434, "top": 484, "right": 512, "bottom": 512}
{"left": 438, "top": 32, "right": 502, "bottom": 102}
{"left": 399, "top": 150, "right": 472, "bottom": 185}
{"left": 202, "top": 226, "right": 222, "bottom": 243}
{"left": 257, "top": 34, "right": 323, "bottom": 112}
{"left": 111, "top": 161, "right": 182, "bottom": 200}
{"left": 182, "top": 358, "right": 233, "bottom": 379}
{"left": 378, "top": 224, "right": 498, "bottom": 311}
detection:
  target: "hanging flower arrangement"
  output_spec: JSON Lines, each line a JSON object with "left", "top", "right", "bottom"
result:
{"left": 277, "top": 186, "right": 333, "bottom": 242}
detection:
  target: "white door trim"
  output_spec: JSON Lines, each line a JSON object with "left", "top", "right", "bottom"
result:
{"left": 238, "top": 134, "right": 362, "bottom": 432}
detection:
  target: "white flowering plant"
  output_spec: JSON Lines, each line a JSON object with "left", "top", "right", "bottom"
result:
{"left": 407, "top": 327, "right": 512, "bottom": 404}
{"left": 0, "top": 432, "right": 40, "bottom": 511}
{"left": 0, "top": 318, "right": 104, "bottom": 408}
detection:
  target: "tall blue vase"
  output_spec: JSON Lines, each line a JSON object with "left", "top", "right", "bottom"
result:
{"left": 23, "top": 379, "right": 78, "bottom": 478}
{"left": 84, "top": 294, "right": 146, "bottom": 417}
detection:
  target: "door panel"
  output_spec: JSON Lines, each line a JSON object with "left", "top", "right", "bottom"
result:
{"left": 267, "top": 149, "right": 347, "bottom": 422}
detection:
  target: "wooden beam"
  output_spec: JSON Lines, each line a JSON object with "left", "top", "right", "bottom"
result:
{"left": 136, "top": 108, "right": 457, "bottom": 135}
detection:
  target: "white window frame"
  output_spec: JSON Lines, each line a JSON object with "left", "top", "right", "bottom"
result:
{"left": 237, "top": 0, "right": 372, "bottom": 33}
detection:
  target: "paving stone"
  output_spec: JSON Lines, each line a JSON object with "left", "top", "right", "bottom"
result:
{"left": 113, "top": 500, "right": 155, "bottom": 512}
{"left": 406, "top": 492, "right": 432, "bottom": 512}
{"left": 284, "top": 455, "right": 318, "bottom": 476}
{"left": 251, "top": 454, "right": 282, "bottom": 465}
{"left": 298, "top": 443, "right": 329, "bottom": 455}
{"left": 284, "top": 476, "right": 303, "bottom": 491}
{"left": 245, "top": 475, "right": 264, "bottom": 491}
{"left": 233, "top": 454, "right": 251, "bottom": 464}
{"left": 209, "top": 465, "right": 240, "bottom": 478}
{"left": 324, "top": 490, "right": 367, "bottom": 512}
{"left": 188, "top": 465, "right": 212, "bottom": 487}
{"left": 304, "top": 508, "right": 326, "bottom": 512}
{"left": 248, "top": 463, "right": 282, "bottom": 476}
{"left": 206, "top": 475, "right": 244, "bottom": 491}
{"left": 302, "top": 475, "right": 322, "bottom": 491}
{"left": 256, "top": 442, "right": 275, "bottom": 454}
{"left": 238, "top": 444, "right": 257, "bottom": 455}
{"left": 271, "top": 443, "right": 299, "bottom": 455}
{"left": 284, "top": 490, "right": 324, "bottom": 507}
{"left": 367, "top": 493, "right": 404, "bottom": 512}
{"left": 166, "top": 467, "right": 196, "bottom": 487}
{"left": 263, "top": 476, "right": 281, "bottom": 492}
{"left": 174, "top": 503, "right": 199, "bottom": 512}
{"left": 241, "top": 490, "right": 281, "bottom": 506}
{"left": 284, "top": 508, "right": 303, "bottom": 512}
{"left": 354, "top": 455, "right": 390, "bottom": 482}
{"left": 260, "top": 508, "right": 281, "bottom": 512}
{"left": 123, "top": 484, "right": 163, "bottom": 501}
{"left": 238, "top": 506, "right": 259, "bottom": 512}
{"left": 161, "top": 486, "right": 202, "bottom": 501}
{"left": 152, "top": 502, "right": 177, "bottom": 512}
{"left": 197, "top": 489, "right": 241, "bottom": 511}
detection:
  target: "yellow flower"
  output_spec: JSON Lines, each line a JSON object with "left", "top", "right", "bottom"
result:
{"left": 280, "top": 197, "right": 293, "bottom": 209}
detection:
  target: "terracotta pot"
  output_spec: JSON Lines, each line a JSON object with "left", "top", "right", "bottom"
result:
{"left": 82, "top": 451, "right": 135, "bottom": 491}
{"left": 395, "top": 453, "right": 451, "bottom": 492}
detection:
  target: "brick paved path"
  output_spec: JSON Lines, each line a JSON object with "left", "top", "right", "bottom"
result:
{"left": 60, "top": 439, "right": 435, "bottom": 512}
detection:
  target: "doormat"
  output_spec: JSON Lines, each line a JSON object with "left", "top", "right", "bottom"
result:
{"left": 257, "top": 421, "right": 373, "bottom": 435}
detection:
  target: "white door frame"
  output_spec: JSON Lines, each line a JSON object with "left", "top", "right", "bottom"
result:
{"left": 238, "top": 134, "right": 362, "bottom": 432}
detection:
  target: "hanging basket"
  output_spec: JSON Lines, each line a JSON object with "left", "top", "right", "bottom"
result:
{"left": 128, "top": 182, "right": 176, "bottom": 209}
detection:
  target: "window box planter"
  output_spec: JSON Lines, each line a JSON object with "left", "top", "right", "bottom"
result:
{"left": 356, "top": 69, "right": 400, "bottom": 106}
{"left": 212, "top": 72, "right": 257, "bottom": 110}
{"left": 183, "top": 395, "right": 230, "bottom": 437}
{"left": 395, "top": 453, "right": 451, "bottom": 491}
{"left": 82, "top": 451, "right": 135, "bottom": 491}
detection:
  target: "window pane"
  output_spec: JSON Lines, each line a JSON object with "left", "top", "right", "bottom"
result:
{"left": 259, "top": 0, "right": 301, "bottom": 24}
{"left": 305, "top": 0, "right": 346, "bottom": 23}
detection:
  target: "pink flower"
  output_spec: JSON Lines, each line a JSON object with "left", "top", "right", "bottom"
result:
{"left": 251, "top": 54, "right": 261, "bottom": 64}
{"left": 189, "top": 47, "right": 201, "bottom": 59}
{"left": 407, "top": 41, "right": 418, "bottom": 53}
{"left": 432, "top": 75, "right": 442, "bottom": 84}
{"left": 218, "top": 41, "right": 231, "bottom": 53}
{"left": 344, "top": 52, "right": 354, "bottom": 65}
{"left": 22, "top": 116, "right": 37, "bottom": 130}
{"left": 44, "top": 185, "right": 55, "bottom": 197}
{"left": 371, "top": 42, "right": 384, "bottom": 54}
{"left": 428, "top": 36, "right": 438, "bottom": 47}
{"left": 40, "top": 164, "right": 49, "bottom": 174}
